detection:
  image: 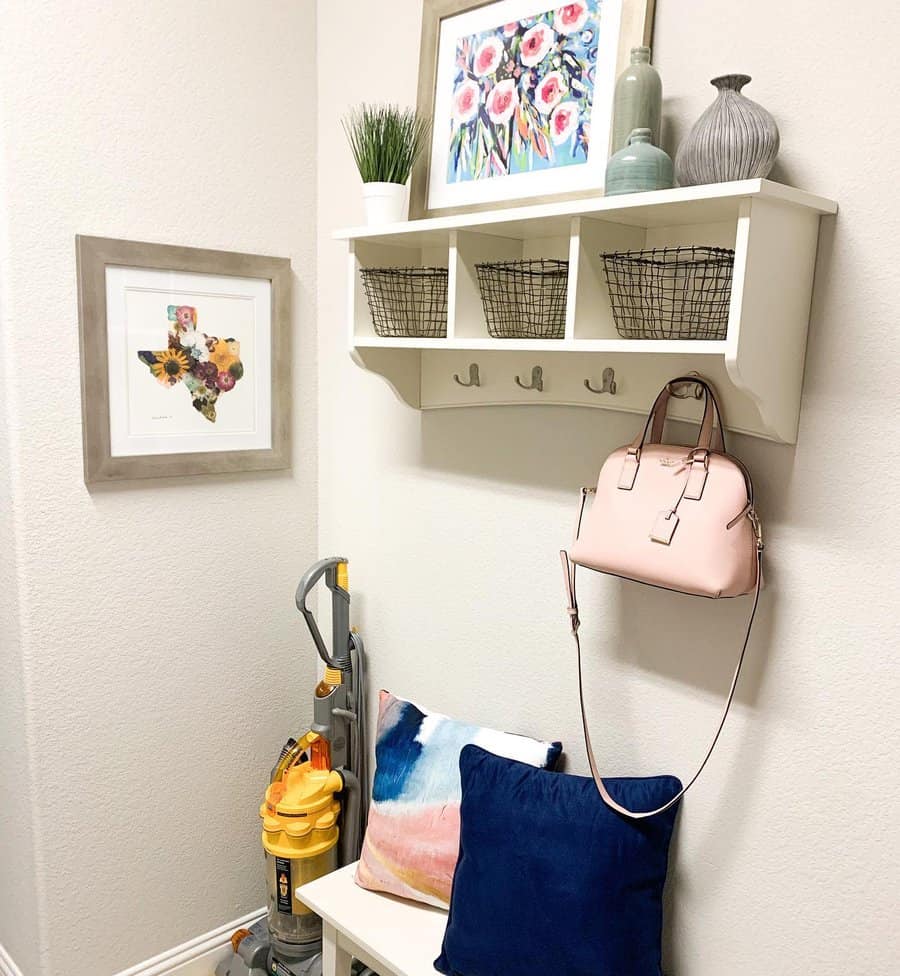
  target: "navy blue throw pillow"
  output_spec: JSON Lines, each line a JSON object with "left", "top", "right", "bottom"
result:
{"left": 434, "top": 745, "right": 682, "bottom": 976}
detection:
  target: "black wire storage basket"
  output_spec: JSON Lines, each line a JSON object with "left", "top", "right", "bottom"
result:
{"left": 475, "top": 258, "right": 568, "bottom": 339}
{"left": 360, "top": 266, "right": 448, "bottom": 338}
{"left": 602, "top": 246, "right": 735, "bottom": 340}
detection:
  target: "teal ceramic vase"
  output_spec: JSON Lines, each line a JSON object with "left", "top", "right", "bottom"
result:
{"left": 611, "top": 46, "right": 662, "bottom": 152}
{"left": 605, "top": 128, "right": 674, "bottom": 196}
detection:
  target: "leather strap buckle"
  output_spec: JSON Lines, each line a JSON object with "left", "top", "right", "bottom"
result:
{"left": 560, "top": 550, "right": 580, "bottom": 634}
{"left": 617, "top": 447, "right": 641, "bottom": 491}
{"left": 684, "top": 449, "right": 710, "bottom": 500}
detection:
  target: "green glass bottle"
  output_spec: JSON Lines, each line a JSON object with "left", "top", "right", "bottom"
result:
{"left": 611, "top": 46, "right": 662, "bottom": 153}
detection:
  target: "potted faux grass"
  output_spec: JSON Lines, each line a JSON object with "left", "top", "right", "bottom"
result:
{"left": 343, "top": 104, "right": 429, "bottom": 225}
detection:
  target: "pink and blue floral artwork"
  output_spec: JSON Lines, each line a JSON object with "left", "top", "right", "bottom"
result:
{"left": 447, "top": 2, "right": 600, "bottom": 183}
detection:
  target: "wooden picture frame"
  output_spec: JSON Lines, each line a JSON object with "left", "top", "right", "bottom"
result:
{"left": 410, "top": 0, "right": 656, "bottom": 219}
{"left": 76, "top": 235, "right": 292, "bottom": 484}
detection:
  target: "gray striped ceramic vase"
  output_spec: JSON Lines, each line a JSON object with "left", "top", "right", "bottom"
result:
{"left": 675, "top": 74, "right": 780, "bottom": 186}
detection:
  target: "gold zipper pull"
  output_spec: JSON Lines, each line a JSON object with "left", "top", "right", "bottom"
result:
{"left": 749, "top": 508, "right": 764, "bottom": 550}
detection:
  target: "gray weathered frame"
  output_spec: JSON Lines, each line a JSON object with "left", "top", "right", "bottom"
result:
{"left": 410, "top": 0, "right": 656, "bottom": 219}
{"left": 76, "top": 235, "right": 292, "bottom": 484}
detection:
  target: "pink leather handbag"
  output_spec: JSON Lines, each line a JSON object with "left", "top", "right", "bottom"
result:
{"left": 561, "top": 375, "right": 764, "bottom": 818}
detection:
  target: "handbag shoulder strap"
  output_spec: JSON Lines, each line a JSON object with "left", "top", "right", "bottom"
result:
{"left": 559, "top": 492, "right": 764, "bottom": 820}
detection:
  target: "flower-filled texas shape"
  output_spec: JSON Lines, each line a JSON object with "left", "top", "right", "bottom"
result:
{"left": 137, "top": 305, "right": 244, "bottom": 423}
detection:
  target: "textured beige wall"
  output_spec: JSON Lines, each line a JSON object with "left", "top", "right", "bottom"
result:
{"left": 0, "top": 2, "right": 318, "bottom": 974}
{"left": 0, "top": 169, "right": 42, "bottom": 976}
{"left": 316, "top": 2, "right": 899, "bottom": 974}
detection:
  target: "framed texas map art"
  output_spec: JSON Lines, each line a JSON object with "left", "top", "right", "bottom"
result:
{"left": 411, "top": 0, "right": 655, "bottom": 217}
{"left": 76, "top": 236, "right": 291, "bottom": 484}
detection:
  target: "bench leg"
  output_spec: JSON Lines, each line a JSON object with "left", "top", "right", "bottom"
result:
{"left": 321, "top": 921, "right": 353, "bottom": 976}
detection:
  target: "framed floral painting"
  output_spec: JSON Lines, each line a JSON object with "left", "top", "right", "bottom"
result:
{"left": 411, "top": 0, "right": 655, "bottom": 217}
{"left": 76, "top": 236, "right": 291, "bottom": 483}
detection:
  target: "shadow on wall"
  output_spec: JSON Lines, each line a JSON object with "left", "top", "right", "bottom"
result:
{"left": 418, "top": 401, "right": 786, "bottom": 694}
{"left": 416, "top": 399, "right": 790, "bottom": 974}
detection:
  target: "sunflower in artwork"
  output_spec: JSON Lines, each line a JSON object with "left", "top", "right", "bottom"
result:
{"left": 149, "top": 348, "right": 190, "bottom": 386}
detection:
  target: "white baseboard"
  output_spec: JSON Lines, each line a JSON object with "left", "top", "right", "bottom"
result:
{"left": 0, "top": 908, "right": 266, "bottom": 976}
{"left": 111, "top": 908, "right": 266, "bottom": 976}
{"left": 0, "top": 942, "right": 25, "bottom": 976}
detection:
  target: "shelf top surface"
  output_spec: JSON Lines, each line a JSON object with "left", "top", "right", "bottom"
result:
{"left": 335, "top": 179, "right": 837, "bottom": 244}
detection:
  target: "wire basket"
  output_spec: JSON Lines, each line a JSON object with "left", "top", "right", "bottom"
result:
{"left": 360, "top": 266, "right": 448, "bottom": 338}
{"left": 475, "top": 259, "right": 568, "bottom": 339}
{"left": 602, "top": 246, "right": 735, "bottom": 340}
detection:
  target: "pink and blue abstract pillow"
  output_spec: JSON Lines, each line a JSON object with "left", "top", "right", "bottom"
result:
{"left": 354, "top": 691, "right": 562, "bottom": 907}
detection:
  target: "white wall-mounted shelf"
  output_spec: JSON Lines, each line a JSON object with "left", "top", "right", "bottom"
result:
{"left": 335, "top": 179, "right": 837, "bottom": 443}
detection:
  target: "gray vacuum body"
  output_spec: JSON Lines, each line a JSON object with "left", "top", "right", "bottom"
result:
{"left": 215, "top": 918, "right": 321, "bottom": 976}
{"left": 218, "top": 557, "right": 370, "bottom": 976}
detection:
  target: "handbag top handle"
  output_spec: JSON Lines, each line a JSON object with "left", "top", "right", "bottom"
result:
{"left": 633, "top": 376, "right": 727, "bottom": 456}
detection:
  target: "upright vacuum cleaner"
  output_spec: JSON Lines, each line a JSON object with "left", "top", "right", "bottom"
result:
{"left": 218, "top": 557, "right": 369, "bottom": 976}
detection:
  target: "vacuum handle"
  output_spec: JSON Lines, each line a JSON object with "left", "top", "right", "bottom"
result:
{"left": 295, "top": 556, "right": 349, "bottom": 668}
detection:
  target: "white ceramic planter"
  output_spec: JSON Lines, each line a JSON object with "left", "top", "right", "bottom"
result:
{"left": 362, "top": 181, "right": 408, "bottom": 225}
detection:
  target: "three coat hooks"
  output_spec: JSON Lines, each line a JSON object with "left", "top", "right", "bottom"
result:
{"left": 451, "top": 365, "right": 705, "bottom": 399}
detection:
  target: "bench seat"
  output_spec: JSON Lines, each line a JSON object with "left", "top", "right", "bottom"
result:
{"left": 297, "top": 862, "right": 447, "bottom": 976}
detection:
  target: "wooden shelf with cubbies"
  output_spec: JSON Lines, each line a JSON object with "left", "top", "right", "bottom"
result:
{"left": 335, "top": 178, "right": 837, "bottom": 443}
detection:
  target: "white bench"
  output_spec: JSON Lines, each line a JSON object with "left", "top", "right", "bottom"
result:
{"left": 297, "top": 862, "right": 447, "bottom": 976}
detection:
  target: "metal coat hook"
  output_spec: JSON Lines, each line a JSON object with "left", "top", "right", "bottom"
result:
{"left": 584, "top": 367, "right": 617, "bottom": 396}
{"left": 453, "top": 363, "right": 481, "bottom": 387}
{"left": 515, "top": 365, "right": 544, "bottom": 392}
{"left": 667, "top": 372, "right": 704, "bottom": 400}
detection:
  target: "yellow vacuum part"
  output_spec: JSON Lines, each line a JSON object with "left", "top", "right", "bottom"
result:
{"left": 324, "top": 666, "right": 342, "bottom": 686}
{"left": 261, "top": 762, "right": 343, "bottom": 859}
{"left": 336, "top": 561, "right": 348, "bottom": 591}
{"left": 270, "top": 730, "right": 319, "bottom": 785}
